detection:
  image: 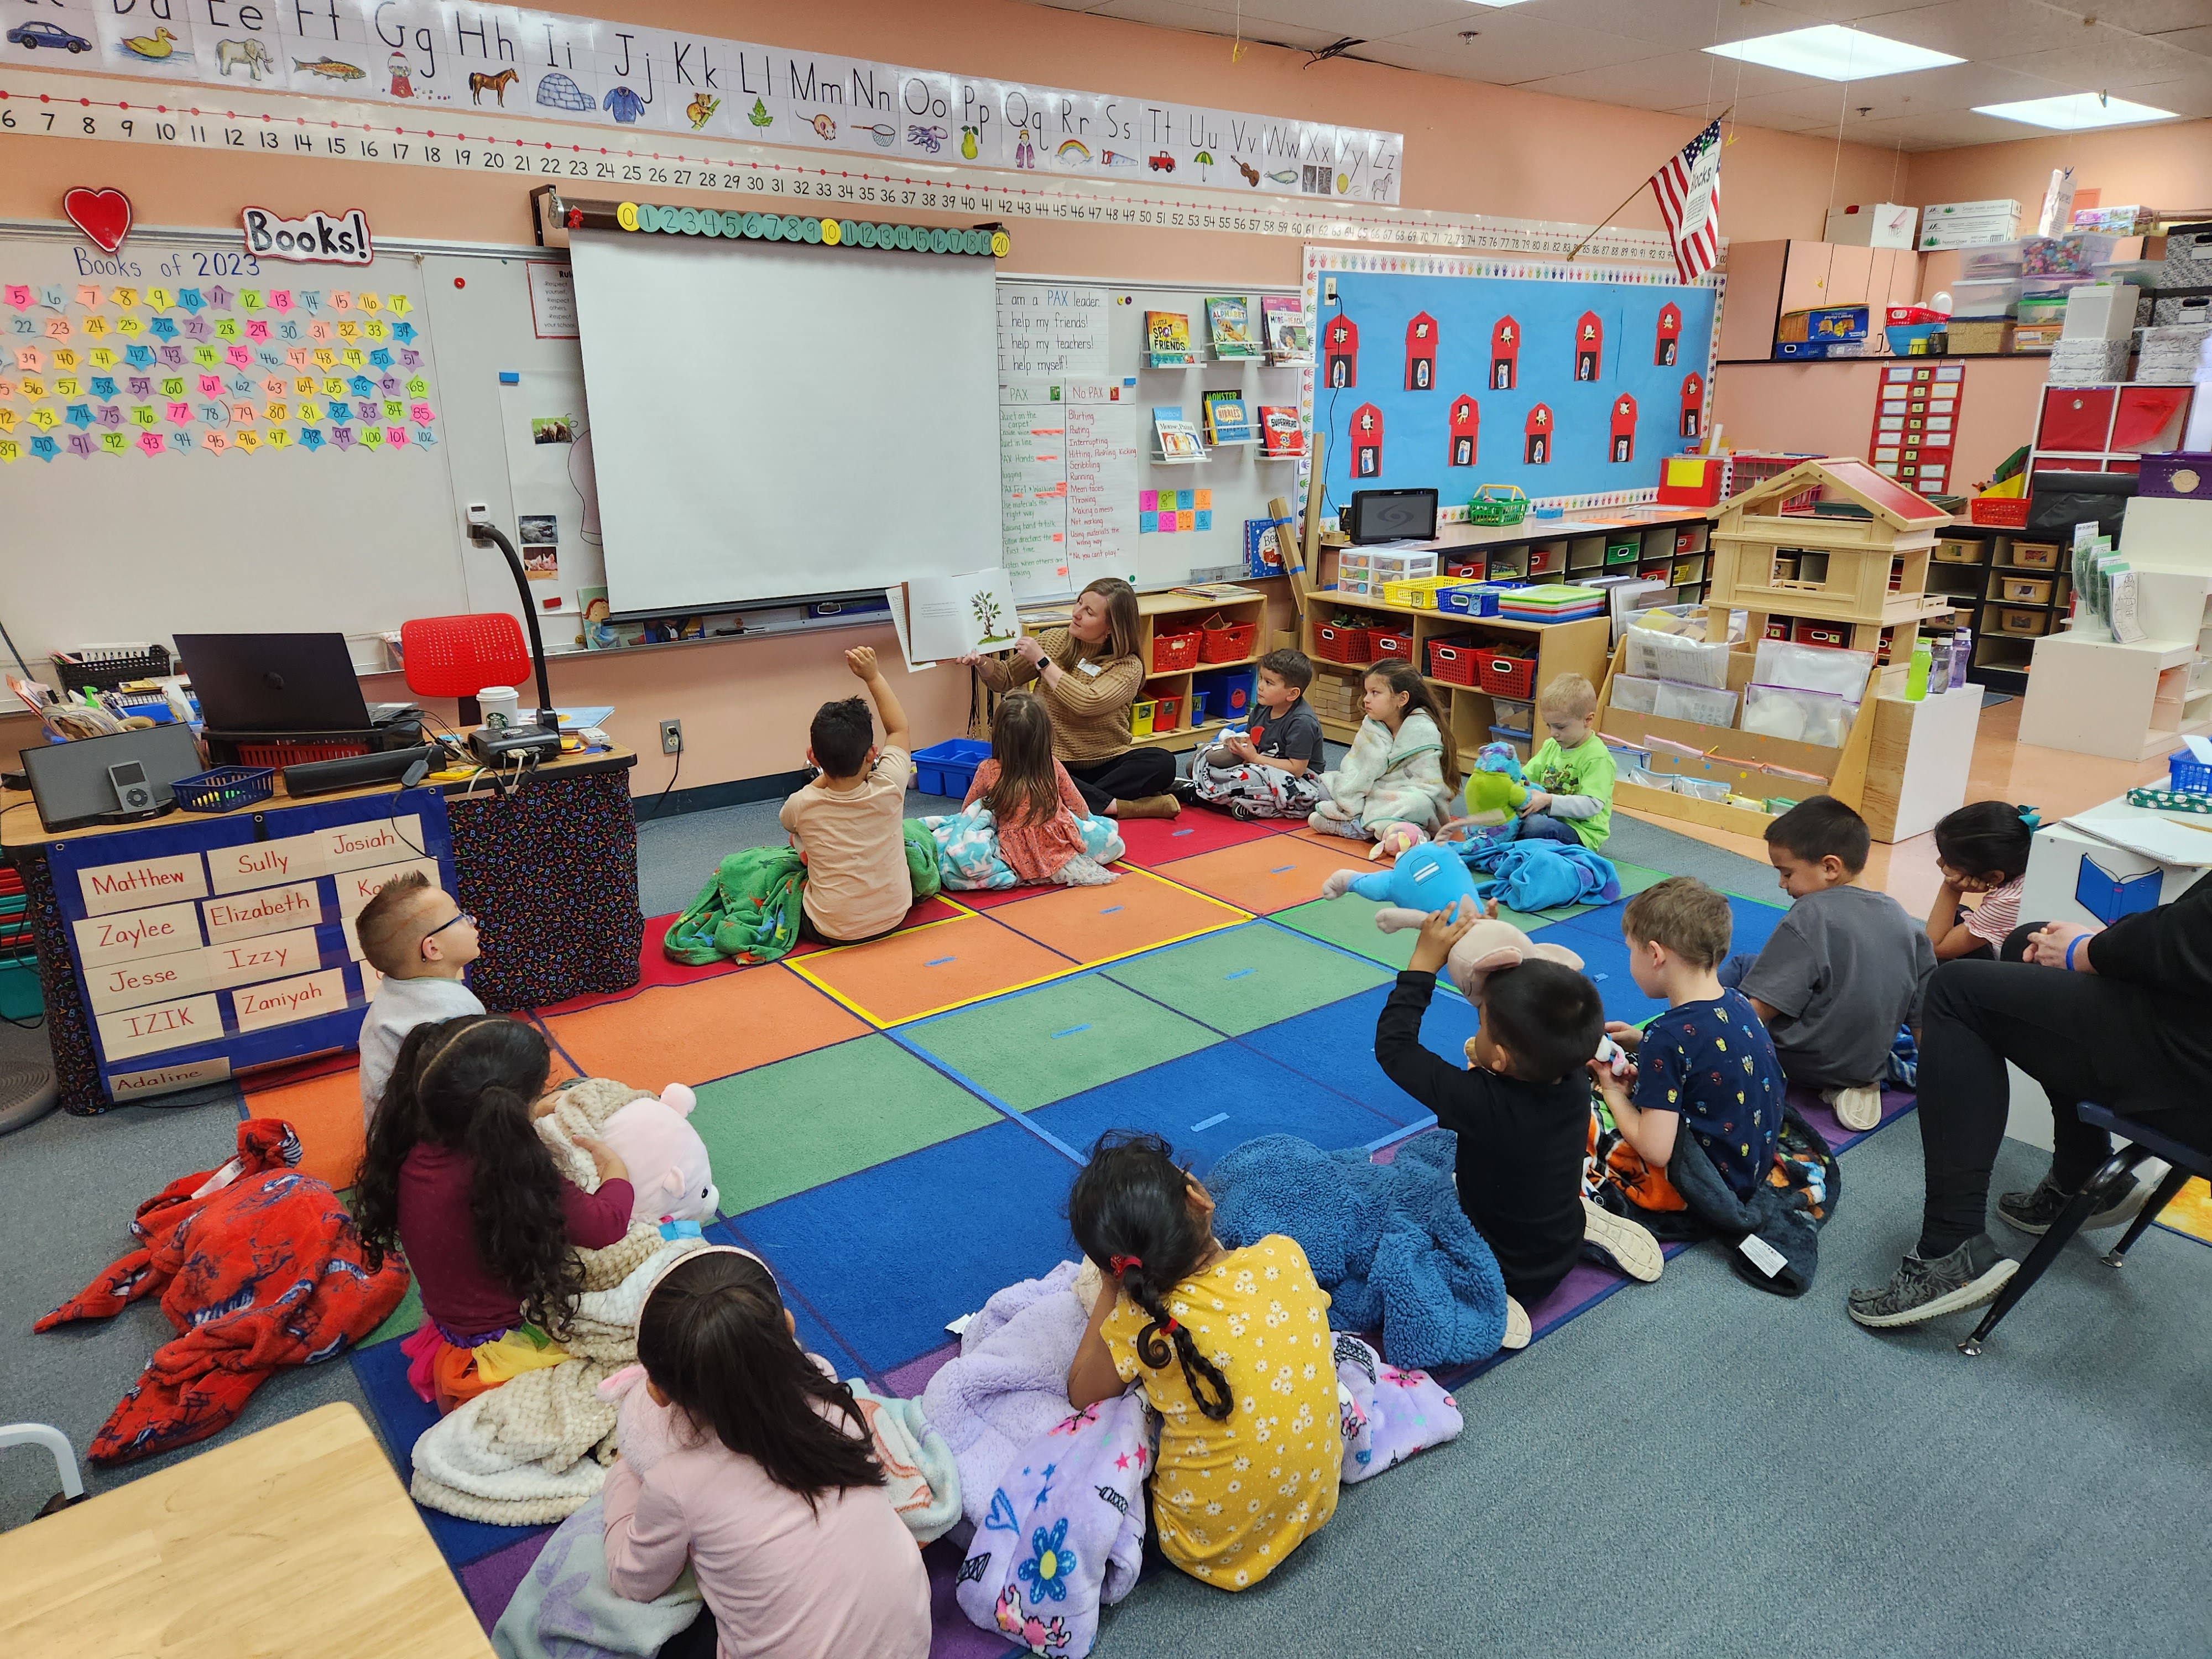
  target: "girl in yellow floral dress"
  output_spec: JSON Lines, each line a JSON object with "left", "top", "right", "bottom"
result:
{"left": 1065, "top": 1131, "right": 1340, "bottom": 1590}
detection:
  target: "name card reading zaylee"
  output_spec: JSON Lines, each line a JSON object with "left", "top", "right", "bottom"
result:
{"left": 72, "top": 900, "right": 205, "bottom": 968}
{"left": 78, "top": 853, "right": 209, "bottom": 919}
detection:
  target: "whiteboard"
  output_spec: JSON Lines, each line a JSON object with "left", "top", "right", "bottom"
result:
{"left": 995, "top": 278, "right": 1307, "bottom": 601}
{"left": 567, "top": 231, "right": 1000, "bottom": 615}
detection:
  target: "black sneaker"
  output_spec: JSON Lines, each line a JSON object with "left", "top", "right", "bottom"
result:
{"left": 1229, "top": 802, "right": 1256, "bottom": 822}
{"left": 1996, "top": 1170, "right": 2147, "bottom": 1237}
{"left": 1847, "top": 1234, "right": 2017, "bottom": 1328}
{"left": 1168, "top": 778, "right": 1199, "bottom": 805}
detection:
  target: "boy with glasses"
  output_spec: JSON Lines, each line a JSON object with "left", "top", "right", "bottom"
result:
{"left": 354, "top": 870, "right": 484, "bottom": 1129}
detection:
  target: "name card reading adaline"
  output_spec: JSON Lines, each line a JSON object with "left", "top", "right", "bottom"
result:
{"left": 72, "top": 901, "right": 205, "bottom": 968}
{"left": 78, "top": 853, "right": 209, "bottom": 918}
{"left": 108, "top": 1057, "right": 233, "bottom": 1102}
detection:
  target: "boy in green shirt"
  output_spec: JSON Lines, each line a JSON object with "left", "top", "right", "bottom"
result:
{"left": 1502, "top": 672, "right": 1614, "bottom": 850}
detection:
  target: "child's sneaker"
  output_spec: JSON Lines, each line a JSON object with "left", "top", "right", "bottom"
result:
{"left": 1581, "top": 1196, "right": 1663, "bottom": 1282}
{"left": 1996, "top": 1170, "right": 2148, "bottom": 1237}
{"left": 1499, "top": 1295, "right": 1531, "bottom": 1350}
{"left": 1847, "top": 1234, "right": 2016, "bottom": 1328}
{"left": 1824, "top": 1083, "right": 1885, "bottom": 1133}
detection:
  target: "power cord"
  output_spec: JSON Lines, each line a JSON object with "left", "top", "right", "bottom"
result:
{"left": 636, "top": 741, "right": 681, "bottom": 827}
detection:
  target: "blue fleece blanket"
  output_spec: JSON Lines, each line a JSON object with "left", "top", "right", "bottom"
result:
{"left": 1455, "top": 839, "right": 1620, "bottom": 912}
{"left": 1205, "top": 1131, "right": 1509, "bottom": 1371}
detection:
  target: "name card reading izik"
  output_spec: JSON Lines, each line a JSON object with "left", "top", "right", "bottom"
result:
{"left": 78, "top": 853, "right": 208, "bottom": 919}
{"left": 108, "top": 1056, "right": 233, "bottom": 1104}
{"left": 96, "top": 993, "right": 223, "bottom": 1063}
{"left": 335, "top": 859, "right": 441, "bottom": 920}
{"left": 72, "top": 901, "right": 204, "bottom": 968}
{"left": 202, "top": 881, "right": 325, "bottom": 946}
{"left": 230, "top": 967, "right": 351, "bottom": 1035}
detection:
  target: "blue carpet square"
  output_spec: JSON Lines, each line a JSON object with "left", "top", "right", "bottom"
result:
{"left": 735, "top": 1120, "right": 1080, "bottom": 1372}
{"left": 1031, "top": 1042, "right": 1412, "bottom": 1176}
{"left": 1725, "top": 894, "right": 1787, "bottom": 958}
{"left": 701, "top": 1219, "right": 872, "bottom": 1384}
{"left": 350, "top": 1334, "right": 550, "bottom": 1568}
{"left": 1239, "top": 983, "right": 1475, "bottom": 1128}
{"left": 1537, "top": 924, "right": 1670, "bottom": 1026}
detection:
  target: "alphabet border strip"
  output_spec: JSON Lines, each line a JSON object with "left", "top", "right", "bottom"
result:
{"left": 0, "top": 70, "right": 1697, "bottom": 265}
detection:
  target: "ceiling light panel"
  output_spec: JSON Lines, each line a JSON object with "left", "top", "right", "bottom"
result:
{"left": 1973, "top": 92, "right": 2180, "bottom": 130}
{"left": 1705, "top": 24, "right": 1963, "bottom": 82}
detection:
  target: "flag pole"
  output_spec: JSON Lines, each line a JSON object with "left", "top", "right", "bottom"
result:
{"left": 1566, "top": 107, "right": 1731, "bottom": 263}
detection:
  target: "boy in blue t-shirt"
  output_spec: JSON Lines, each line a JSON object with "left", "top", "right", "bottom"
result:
{"left": 1592, "top": 876, "right": 1783, "bottom": 1199}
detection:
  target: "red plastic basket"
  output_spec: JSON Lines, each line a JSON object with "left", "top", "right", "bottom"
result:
{"left": 1427, "top": 638, "right": 1482, "bottom": 686}
{"left": 1153, "top": 695, "right": 1182, "bottom": 729}
{"left": 1370, "top": 628, "right": 1414, "bottom": 664}
{"left": 1475, "top": 648, "right": 1538, "bottom": 698}
{"left": 1313, "top": 623, "right": 1374, "bottom": 664}
{"left": 1443, "top": 558, "right": 1486, "bottom": 581}
{"left": 1151, "top": 630, "right": 1202, "bottom": 672}
{"left": 1199, "top": 619, "right": 1258, "bottom": 662}
{"left": 1969, "top": 496, "right": 2030, "bottom": 528}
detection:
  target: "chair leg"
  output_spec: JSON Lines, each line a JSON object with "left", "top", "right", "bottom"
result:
{"left": 0, "top": 1422, "right": 84, "bottom": 1502}
{"left": 1960, "top": 1148, "right": 2149, "bottom": 1357}
{"left": 2103, "top": 1164, "right": 2193, "bottom": 1269}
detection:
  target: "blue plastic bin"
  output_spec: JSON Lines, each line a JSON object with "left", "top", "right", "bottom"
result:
{"left": 1192, "top": 667, "right": 1257, "bottom": 726}
{"left": 2170, "top": 754, "right": 2212, "bottom": 796}
{"left": 911, "top": 738, "right": 990, "bottom": 798}
{"left": 1437, "top": 584, "right": 1501, "bottom": 617}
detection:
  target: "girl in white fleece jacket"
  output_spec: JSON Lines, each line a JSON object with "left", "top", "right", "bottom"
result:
{"left": 1310, "top": 661, "right": 1461, "bottom": 839}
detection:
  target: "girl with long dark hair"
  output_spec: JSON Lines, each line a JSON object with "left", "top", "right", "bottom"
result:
{"left": 603, "top": 1249, "right": 930, "bottom": 1658}
{"left": 1309, "top": 659, "right": 1461, "bottom": 841}
{"left": 353, "top": 1014, "right": 634, "bottom": 1412}
{"left": 962, "top": 691, "right": 1121, "bottom": 886}
{"left": 1065, "top": 1132, "right": 1340, "bottom": 1592}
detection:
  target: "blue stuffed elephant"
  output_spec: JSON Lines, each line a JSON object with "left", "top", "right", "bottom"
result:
{"left": 1321, "top": 841, "right": 1486, "bottom": 915}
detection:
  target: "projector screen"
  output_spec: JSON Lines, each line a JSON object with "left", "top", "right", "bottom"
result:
{"left": 567, "top": 231, "right": 1000, "bottom": 614}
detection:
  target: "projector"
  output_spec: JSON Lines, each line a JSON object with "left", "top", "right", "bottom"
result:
{"left": 469, "top": 724, "right": 563, "bottom": 765}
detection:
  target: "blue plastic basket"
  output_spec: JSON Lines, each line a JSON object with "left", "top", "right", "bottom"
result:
{"left": 172, "top": 766, "right": 275, "bottom": 813}
{"left": 2171, "top": 755, "right": 2212, "bottom": 796}
{"left": 912, "top": 739, "right": 990, "bottom": 799}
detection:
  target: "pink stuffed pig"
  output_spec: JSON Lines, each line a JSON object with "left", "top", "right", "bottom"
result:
{"left": 600, "top": 1084, "right": 720, "bottom": 1225}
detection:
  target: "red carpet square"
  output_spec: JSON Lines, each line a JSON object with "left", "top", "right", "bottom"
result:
{"left": 1113, "top": 810, "right": 1290, "bottom": 865}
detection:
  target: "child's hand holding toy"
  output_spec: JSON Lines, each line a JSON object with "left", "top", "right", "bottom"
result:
{"left": 1409, "top": 897, "right": 1482, "bottom": 975}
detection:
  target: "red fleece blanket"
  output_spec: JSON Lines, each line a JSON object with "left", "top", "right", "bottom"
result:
{"left": 36, "top": 1117, "right": 410, "bottom": 1464}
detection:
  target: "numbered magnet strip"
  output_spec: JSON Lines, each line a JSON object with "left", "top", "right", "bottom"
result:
{"left": 601, "top": 198, "right": 1006, "bottom": 257}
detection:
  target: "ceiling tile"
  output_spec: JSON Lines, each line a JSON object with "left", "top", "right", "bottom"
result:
{"left": 1506, "top": 0, "right": 1810, "bottom": 52}
{"left": 1757, "top": 0, "right": 1961, "bottom": 21}
{"left": 1987, "top": 34, "right": 2210, "bottom": 89}
{"left": 1129, "top": 0, "right": 1475, "bottom": 42}
{"left": 2073, "top": 1, "right": 2212, "bottom": 33}
{"left": 2153, "top": 27, "right": 2212, "bottom": 58}
{"left": 1525, "top": 48, "right": 1813, "bottom": 107}
{"left": 1351, "top": 12, "right": 1674, "bottom": 83}
{"left": 1067, "top": 0, "right": 1350, "bottom": 52}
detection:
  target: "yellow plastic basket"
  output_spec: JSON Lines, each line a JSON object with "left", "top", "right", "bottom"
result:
{"left": 1130, "top": 698, "right": 1158, "bottom": 737}
{"left": 1380, "top": 576, "right": 1456, "bottom": 609}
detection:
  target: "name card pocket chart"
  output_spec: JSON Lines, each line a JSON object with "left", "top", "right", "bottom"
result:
{"left": 45, "top": 788, "right": 456, "bottom": 1103}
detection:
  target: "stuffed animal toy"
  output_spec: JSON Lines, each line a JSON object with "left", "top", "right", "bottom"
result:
{"left": 599, "top": 1083, "right": 720, "bottom": 1225}
{"left": 1323, "top": 841, "right": 1486, "bottom": 921}
{"left": 1368, "top": 821, "right": 1430, "bottom": 861}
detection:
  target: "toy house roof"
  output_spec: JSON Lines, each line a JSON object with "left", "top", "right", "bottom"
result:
{"left": 1722, "top": 457, "right": 1948, "bottom": 530}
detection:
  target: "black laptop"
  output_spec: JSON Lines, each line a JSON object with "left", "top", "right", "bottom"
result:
{"left": 173, "top": 633, "right": 374, "bottom": 733}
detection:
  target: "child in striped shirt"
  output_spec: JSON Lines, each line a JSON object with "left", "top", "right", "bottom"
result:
{"left": 1924, "top": 801, "right": 2035, "bottom": 963}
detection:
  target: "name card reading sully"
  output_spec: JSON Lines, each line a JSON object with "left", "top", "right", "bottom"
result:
{"left": 242, "top": 206, "right": 375, "bottom": 267}
{"left": 205, "top": 817, "right": 424, "bottom": 895}
{"left": 77, "top": 853, "right": 209, "bottom": 920}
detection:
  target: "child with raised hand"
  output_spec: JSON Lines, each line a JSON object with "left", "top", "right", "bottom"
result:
{"left": 1506, "top": 672, "right": 1616, "bottom": 849}
{"left": 1925, "top": 800, "right": 2035, "bottom": 962}
{"left": 780, "top": 645, "right": 915, "bottom": 945}
{"left": 354, "top": 869, "right": 484, "bottom": 1131}
{"left": 963, "top": 691, "right": 1120, "bottom": 886}
{"left": 353, "top": 1014, "right": 634, "bottom": 1413}
{"left": 1599, "top": 877, "right": 1787, "bottom": 1203}
{"left": 1309, "top": 660, "right": 1459, "bottom": 841}
{"left": 603, "top": 1249, "right": 930, "bottom": 1659}
{"left": 1184, "top": 648, "right": 1327, "bottom": 821}
{"left": 1065, "top": 1131, "right": 1339, "bottom": 1592}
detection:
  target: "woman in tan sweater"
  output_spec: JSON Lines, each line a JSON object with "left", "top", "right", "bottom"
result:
{"left": 958, "top": 577, "right": 1180, "bottom": 818}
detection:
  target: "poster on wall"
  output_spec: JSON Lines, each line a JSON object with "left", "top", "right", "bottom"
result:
{"left": 1303, "top": 248, "right": 1720, "bottom": 518}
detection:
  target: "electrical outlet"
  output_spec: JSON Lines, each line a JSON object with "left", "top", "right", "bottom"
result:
{"left": 1324, "top": 277, "right": 1337, "bottom": 302}
{"left": 659, "top": 719, "right": 683, "bottom": 755}
{"left": 465, "top": 502, "right": 492, "bottom": 526}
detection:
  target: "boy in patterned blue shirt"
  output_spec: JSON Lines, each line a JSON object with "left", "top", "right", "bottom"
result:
{"left": 1594, "top": 876, "right": 1784, "bottom": 1199}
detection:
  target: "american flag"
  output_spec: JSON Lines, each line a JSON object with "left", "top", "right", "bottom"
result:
{"left": 1651, "top": 119, "right": 1723, "bottom": 283}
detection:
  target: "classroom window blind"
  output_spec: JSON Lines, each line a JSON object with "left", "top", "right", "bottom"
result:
{"left": 567, "top": 231, "right": 1000, "bottom": 614}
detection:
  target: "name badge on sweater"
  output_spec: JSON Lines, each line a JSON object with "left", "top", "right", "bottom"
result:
{"left": 1077, "top": 660, "right": 1102, "bottom": 676}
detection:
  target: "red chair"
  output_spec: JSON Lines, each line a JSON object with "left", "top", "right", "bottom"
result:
{"left": 399, "top": 614, "right": 533, "bottom": 726}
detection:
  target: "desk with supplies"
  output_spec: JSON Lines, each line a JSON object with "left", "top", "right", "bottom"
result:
{"left": 2, "top": 744, "right": 640, "bottom": 1114}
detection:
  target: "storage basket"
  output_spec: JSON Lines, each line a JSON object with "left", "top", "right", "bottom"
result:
{"left": 1369, "top": 628, "right": 1414, "bottom": 664}
{"left": 1427, "top": 638, "right": 1482, "bottom": 686}
{"left": 2167, "top": 755, "right": 2212, "bottom": 795}
{"left": 172, "top": 766, "right": 276, "bottom": 814}
{"left": 2008, "top": 541, "right": 2060, "bottom": 569}
{"left": 1793, "top": 620, "right": 1851, "bottom": 649}
{"left": 912, "top": 738, "right": 990, "bottom": 797}
{"left": 1475, "top": 648, "right": 1538, "bottom": 700}
{"left": 1443, "top": 558, "right": 1486, "bottom": 581}
{"left": 53, "top": 644, "right": 173, "bottom": 695}
{"left": 1970, "top": 497, "right": 2030, "bottom": 528}
{"left": 1381, "top": 576, "right": 1455, "bottom": 609}
{"left": 1130, "top": 699, "right": 1158, "bottom": 738}
{"left": 1999, "top": 575, "right": 2053, "bottom": 604}
{"left": 1151, "top": 630, "right": 1202, "bottom": 672}
{"left": 1436, "top": 584, "right": 1499, "bottom": 617}
{"left": 1465, "top": 483, "right": 1528, "bottom": 526}
{"left": 2138, "top": 453, "right": 2212, "bottom": 501}
{"left": 1313, "top": 622, "right": 1374, "bottom": 664}
{"left": 1153, "top": 695, "right": 1181, "bottom": 731}
{"left": 1198, "top": 617, "right": 1258, "bottom": 662}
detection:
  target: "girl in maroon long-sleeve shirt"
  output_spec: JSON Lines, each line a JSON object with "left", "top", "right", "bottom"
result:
{"left": 353, "top": 1014, "right": 634, "bottom": 1412}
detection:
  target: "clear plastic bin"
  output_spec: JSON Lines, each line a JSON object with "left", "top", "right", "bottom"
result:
{"left": 1741, "top": 682, "right": 1858, "bottom": 746}
{"left": 1752, "top": 639, "right": 1875, "bottom": 701}
{"left": 1653, "top": 681, "right": 1738, "bottom": 727}
{"left": 1628, "top": 768, "right": 1677, "bottom": 793}
{"left": 1625, "top": 629, "right": 1731, "bottom": 690}
{"left": 1608, "top": 675, "right": 1660, "bottom": 715}
{"left": 1674, "top": 775, "right": 1732, "bottom": 802}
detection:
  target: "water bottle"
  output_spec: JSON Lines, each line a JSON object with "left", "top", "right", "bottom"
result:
{"left": 1949, "top": 626, "right": 1971, "bottom": 690}
{"left": 1906, "top": 640, "right": 1932, "bottom": 701}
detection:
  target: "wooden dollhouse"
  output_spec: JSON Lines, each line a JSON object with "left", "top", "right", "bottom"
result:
{"left": 1703, "top": 457, "right": 1957, "bottom": 692}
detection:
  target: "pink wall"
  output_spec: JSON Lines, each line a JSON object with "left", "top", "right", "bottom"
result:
{"left": 0, "top": 0, "right": 1954, "bottom": 792}
{"left": 1907, "top": 121, "right": 2212, "bottom": 226}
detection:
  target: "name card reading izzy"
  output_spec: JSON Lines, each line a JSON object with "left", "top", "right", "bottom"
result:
{"left": 231, "top": 968, "right": 351, "bottom": 1035}
{"left": 202, "top": 881, "right": 325, "bottom": 946}
{"left": 78, "top": 854, "right": 208, "bottom": 919}
{"left": 108, "top": 1057, "right": 233, "bottom": 1103}
{"left": 72, "top": 901, "right": 205, "bottom": 968}
{"left": 336, "top": 859, "right": 441, "bottom": 919}
{"left": 97, "top": 993, "right": 223, "bottom": 1063}
{"left": 210, "top": 928, "right": 328, "bottom": 992}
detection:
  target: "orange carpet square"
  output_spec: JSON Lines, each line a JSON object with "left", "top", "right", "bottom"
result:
{"left": 986, "top": 869, "right": 1248, "bottom": 966}
{"left": 244, "top": 1066, "right": 369, "bottom": 1191}
{"left": 544, "top": 965, "right": 869, "bottom": 1086}
{"left": 786, "top": 914, "right": 1073, "bottom": 1025}
{"left": 1150, "top": 834, "right": 1373, "bottom": 915}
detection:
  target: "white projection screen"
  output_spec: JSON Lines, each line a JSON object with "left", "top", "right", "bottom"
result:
{"left": 567, "top": 230, "right": 1000, "bottom": 613}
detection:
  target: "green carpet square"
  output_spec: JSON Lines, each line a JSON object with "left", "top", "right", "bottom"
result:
{"left": 903, "top": 975, "right": 1218, "bottom": 1112}
{"left": 694, "top": 1036, "right": 1000, "bottom": 1214}
{"left": 1270, "top": 894, "right": 1420, "bottom": 969}
{"left": 1103, "top": 922, "right": 1390, "bottom": 1036}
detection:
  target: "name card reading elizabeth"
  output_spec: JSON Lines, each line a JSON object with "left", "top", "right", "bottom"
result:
{"left": 336, "top": 859, "right": 441, "bottom": 920}
{"left": 72, "top": 900, "right": 205, "bottom": 968}
{"left": 321, "top": 817, "right": 422, "bottom": 875}
{"left": 97, "top": 993, "right": 224, "bottom": 1062}
{"left": 202, "top": 881, "right": 325, "bottom": 946}
{"left": 108, "top": 1056, "right": 233, "bottom": 1103}
{"left": 229, "top": 967, "right": 351, "bottom": 1035}
{"left": 78, "top": 853, "right": 208, "bottom": 918}
{"left": 87, "top": 951, "right": 218, "bottom": 1018}
{"left": 208, "top": 927, "right": 330, "bottom": 992}
{"left": 206, "top": 832, "right": 328, "bottom": 895}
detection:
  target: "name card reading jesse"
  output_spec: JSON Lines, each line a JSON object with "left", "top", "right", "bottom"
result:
{"left": 78, "top": 853, "right": 208, "bottom": 919}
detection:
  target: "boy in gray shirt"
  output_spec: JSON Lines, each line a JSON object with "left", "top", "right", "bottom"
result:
{"left": 1719, "top": 796, "right": 1934, "bottom": 1133}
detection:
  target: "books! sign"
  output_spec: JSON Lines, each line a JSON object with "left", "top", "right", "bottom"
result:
{"left": 242, "top": 207, "right": 374, "bottom": 266}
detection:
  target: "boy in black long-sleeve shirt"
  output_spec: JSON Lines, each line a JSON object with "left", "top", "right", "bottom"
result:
{"left": 1375, "top": 902, "right": 1657, "bottom": 1322}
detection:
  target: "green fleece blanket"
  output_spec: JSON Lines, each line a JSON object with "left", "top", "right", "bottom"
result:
{"left": 661, "top": 822, "right": 940, "bottom": 966}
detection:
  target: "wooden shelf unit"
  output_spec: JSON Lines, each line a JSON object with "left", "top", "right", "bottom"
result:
{"left": 1929, "top": 524, "right": 2076, "bottom": 687}
{"left": 1011, "top": 586, "right": 1273, "bottom": 753}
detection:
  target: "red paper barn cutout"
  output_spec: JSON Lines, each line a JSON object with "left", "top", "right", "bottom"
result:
{"left": 1447, "top": 395, "right": 1479, "bottom": 467}
{"left": 1350, "top": 402, "right": 1383, "bottom": 477}
{"left": 1490, "top": 316, "right": 1519, "bottom": 391}
{"left": 1656, "top": 302, "right": 1681, "bottom": 367}
{"left": 1680, "top": 372, "right": 1704, "bottom": 439}
{"left": 1574, "top": 311, "right": 1603, "bottom": 382}
{"left": 1324, "top": 315, "right": 1359, "bottom": 388}
{"left": 1404, "top": 311, "right": 1438, "bottom": 391}
{"left": 1610, "top": 393, "right": 1637, "bottom": 462}
{"left": 1524, "top": 403, "right": 1552, "bottom": 465}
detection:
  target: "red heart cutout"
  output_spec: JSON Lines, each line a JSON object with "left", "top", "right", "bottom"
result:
{"left": 64, "top": 187, "right": 133, "bottom": 254}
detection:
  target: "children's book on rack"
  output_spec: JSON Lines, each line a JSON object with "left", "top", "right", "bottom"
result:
{"left": 1205, "top": 295, "right": 1259, "bottom": 359}
{"left": 1202, "top": 390, "right": 1254, "bottom": 444}
{"left": 1145, "top": 310, "right": 1195, "bottom": 368}
{"left": 1152, "top": 405, "right": 1206, "bottom": 460}
{"left": 1261, "top": 296, "right": 1312, "bottom": 363}
{"left": 1258, "top": 405, "right": 1306, "bottom": 457}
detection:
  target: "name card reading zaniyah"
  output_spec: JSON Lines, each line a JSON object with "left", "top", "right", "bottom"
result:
{"left": 71, "top": 900, "right": 205, "bottom": 968}
{"left": 78, "top": 853, "right": 208, "bottom": 918}
{"left": 96, "top": 992, "right": 224, "bottom": 1063}
{"left": 108, "top": 1056, "right": 233, "bottom": 1103}
{"left": 230, "top": 967, "right": 351, "bottom": 1035}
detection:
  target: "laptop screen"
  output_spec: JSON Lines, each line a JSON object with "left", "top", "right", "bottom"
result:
{"left": 173, "top": 634, "right": 373, "bottom": 733}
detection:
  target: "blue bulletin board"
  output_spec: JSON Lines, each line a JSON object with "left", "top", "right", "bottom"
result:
{"left": 45, "top": 787, "right": 456, "bottom": 1104}
{"left": 1302, "top": 247, "right": 1721, "bottom": 520}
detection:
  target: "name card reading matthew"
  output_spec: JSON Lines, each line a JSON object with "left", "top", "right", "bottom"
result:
{"left": 79, "top": 853, "right": 208, "bottom": 918}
